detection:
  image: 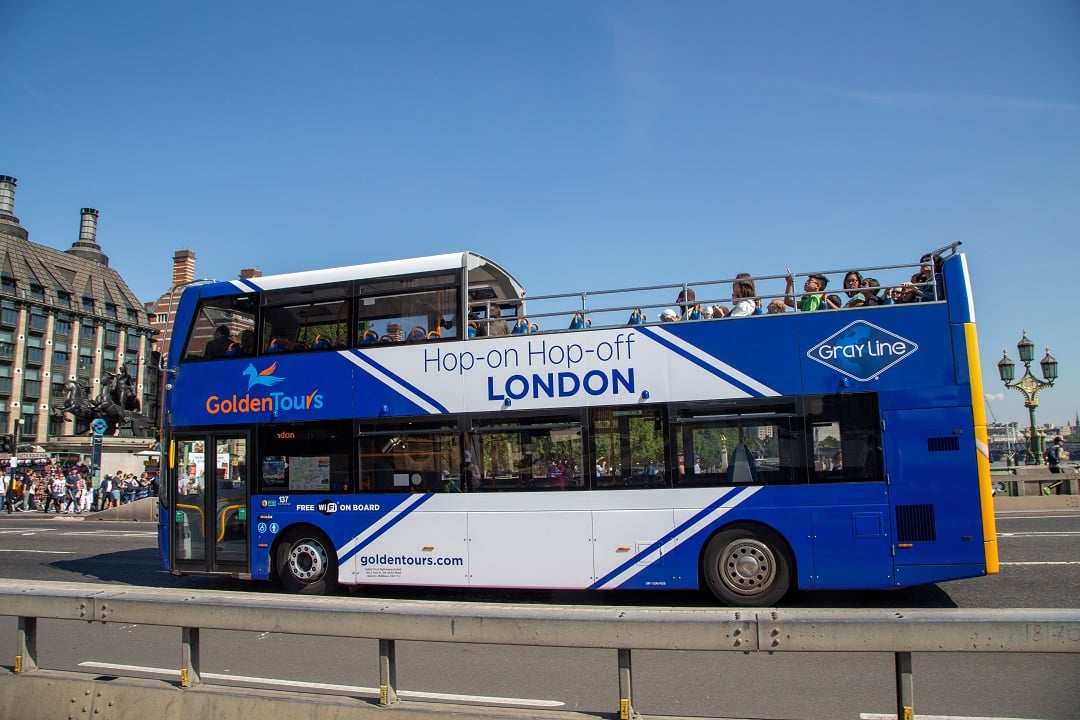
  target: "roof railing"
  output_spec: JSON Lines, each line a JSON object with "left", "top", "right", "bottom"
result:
{"left": 493, "top": 248, "right": 955, "bottom": 336}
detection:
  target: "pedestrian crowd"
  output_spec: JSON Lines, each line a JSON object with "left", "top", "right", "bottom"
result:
{"left": 1, "top": 461, "right": 157, "bottom": 515}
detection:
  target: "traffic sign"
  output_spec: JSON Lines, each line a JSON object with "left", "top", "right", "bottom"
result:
{"left": 91, "top": 418, "right": 108, "bottom": 435}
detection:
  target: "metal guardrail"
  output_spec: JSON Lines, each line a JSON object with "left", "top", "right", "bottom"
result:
{"left": 0, "top": 579, "right": 1077, "bottom": 720}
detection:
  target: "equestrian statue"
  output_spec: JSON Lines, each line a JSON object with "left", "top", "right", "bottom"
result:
{"left": 54, "top": 366, "right": 154, "bottom": 435}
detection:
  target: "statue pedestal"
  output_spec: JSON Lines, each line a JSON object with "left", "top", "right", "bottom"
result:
{"left": 45, "top": 435, "right": 160, "bottom": 478}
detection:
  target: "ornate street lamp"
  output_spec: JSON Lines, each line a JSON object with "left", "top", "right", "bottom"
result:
{"left": 997, "top": 332, "right": 1059, "bottom": 464}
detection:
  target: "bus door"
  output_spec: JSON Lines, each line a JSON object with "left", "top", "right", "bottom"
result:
{"left": 170, "top": 433, "right": 250, "bottom": 574}
{"left": 882, "top": 407, "right": 984, "bottom": 573}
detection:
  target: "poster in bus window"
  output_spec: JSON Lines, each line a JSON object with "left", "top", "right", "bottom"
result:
{"left": 289, "top": 456, "right": 330, "bottom": 491}
{"left": 262, "top": 457, "right": 287, "bottom": 487}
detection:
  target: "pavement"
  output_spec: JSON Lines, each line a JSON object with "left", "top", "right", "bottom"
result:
{"left": 993, "top": 493, "right": 1079, "bottom": 510}
{"left": 2, "top": 497, "right": 159, "bottom": 522}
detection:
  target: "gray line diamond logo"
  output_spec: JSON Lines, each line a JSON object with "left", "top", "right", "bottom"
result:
{"left": 806, "top": 320, "right": 918, "bottom": 382}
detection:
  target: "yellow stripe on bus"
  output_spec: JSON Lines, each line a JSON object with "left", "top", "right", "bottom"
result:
{"left": 965, "top": 322, "right": 999, "bottom": 574}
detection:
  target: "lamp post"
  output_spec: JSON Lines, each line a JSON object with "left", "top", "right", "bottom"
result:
{"left": 13, "top": 418, "right": 23, "bottom": 459}
{"left": 997, "top": 331, "right": 1058, "bottom": 464}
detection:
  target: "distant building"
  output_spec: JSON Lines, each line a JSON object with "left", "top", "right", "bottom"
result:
{"left": 144, "top": 251, "right": 262, "bottom": 362}
{"left": 0, "top": 175, "right": 158, "bottom": 444}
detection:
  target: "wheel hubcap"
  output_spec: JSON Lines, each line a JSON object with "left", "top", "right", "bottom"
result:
{"left": 288, "top": 541, "right": 326, "bottom": 582}
{"left": 720, "top": 539, "right": 776, "bottom": 596}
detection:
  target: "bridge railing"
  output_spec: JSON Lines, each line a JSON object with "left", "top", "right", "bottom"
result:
{"left": 0, "top": 579, "right": 1077, "bottom": 720}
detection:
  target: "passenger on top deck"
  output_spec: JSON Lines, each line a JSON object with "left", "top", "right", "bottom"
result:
{"left": 894, "top": 283, "right": 920, "bottom": 304}
{"left": 842, "top": 271, "right": 866, "bottom": 307}
{"left": 909, "top": 253, "right": 938, "bottom": 301}
{"left": 861, "top": 277, "right": 885, "bottom": 306}
{"left": 784, "top": 270, "right": 828, "bottom": 312}
{"left": 204, "top": 326, "right": 232, "bottom": 359}
{"left": 676, "top": 288, "right": 696, "bottom": 320}
{"left": 486, "top": 304, "right": 510, "bottom": 335}
{"left": 729, "top": 273, "right": 757, "bottom": 318}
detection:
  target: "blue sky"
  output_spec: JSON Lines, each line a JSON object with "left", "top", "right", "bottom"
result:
{"left": 3, "top": 1, "right": 1079, "bottom": 428}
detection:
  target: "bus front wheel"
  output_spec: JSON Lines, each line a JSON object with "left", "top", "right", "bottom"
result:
{"left": 276, "top": 529, "right": 339, "bottom": 595}
{"left": 702, "top": 525, "right": 791, "bottom": 607}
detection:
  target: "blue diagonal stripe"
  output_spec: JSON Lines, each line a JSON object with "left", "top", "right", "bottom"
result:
{"left": 348, "top": 350, "right": 450, "bottom": 414}
{"left": 588, "top": 488, "right": 740, "bottom": 589}
{"left": 637, "top": 326, "right": 768, "bottom": 397}
{"left": 338, "top": 494, "right": 436, "bottom": 565}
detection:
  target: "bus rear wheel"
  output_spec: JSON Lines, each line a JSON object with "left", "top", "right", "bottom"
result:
{"left": 276, "top": 529, "right": 339, "bottom": 595}
{"left": 702, "top": 525, "right": 791, "bottom": 607}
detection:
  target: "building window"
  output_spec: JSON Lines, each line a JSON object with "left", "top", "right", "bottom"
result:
{"left": 22, "top": 379, "right": 41, "bottom": 398}
{"left": 82, "top": 296, "right": 95, "bottom": 313}
{"left": 1, "top": 276, "right": 15, "bottom": 295}
{"left": 127, "top": 334, "right": 140, "bottom": 353}
{"left": 56, "top": 291, "right": 71, "bottom": 308}
{"left": 80, "top": 323, "right": 96, "bottom": 342}
{"left": 51, "top": 381, "right": 67, "bottom": 399}
{"left": 29, "top": 284, "right": 45, "bottom": 301}
{"left": 155, "top": 312, "right": 169, "bottom": 324}
{"left": 25, "top": 346, "right": 44, "bottom": 365}
{"left": 21, "top": 413, "right": 38, "bottom": 436}
{"left": 53, "top": 350, "right": 69, "bottom": 369}
{"left": 105, "top": 323, "right": 120, "bottom": 347}
{"left": 0, "top": 300, "right": 17, "bottom": 327}
{"left": 127, "top": 308, "right": 139, "bottom": 323}
{"left": 0, "top": 343, "right": 13, "bottom": 360}
{"left": 28, "top": 308, "right": 47, "bottom": 332}
{"left": 105, "top": 302, "right": 118, "bottom": 319}
{"left": 54, "top": 314, "right": 72, "bottom": 337}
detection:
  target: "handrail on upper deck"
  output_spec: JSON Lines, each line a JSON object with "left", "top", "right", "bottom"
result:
{"left": 481, "top": 244, "right": 960, "bottom": 337}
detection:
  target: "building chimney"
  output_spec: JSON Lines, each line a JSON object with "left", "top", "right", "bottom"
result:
{"left": 65, "top": 208, "right": 110, "bottom": 265}
{"left": 0, "top": 176, "right": 16, "bottom": 218}
{"left": 79, "top": 208, "right": 98, "bottom": 244}
{"left": 172, "top": 250, "right": 196, "bottom": 287}
{"left": 0, "top": 175, "right": 28, "bottom": 242}
{"left": 239, "top": 267, "right": 262, "bottom": 280}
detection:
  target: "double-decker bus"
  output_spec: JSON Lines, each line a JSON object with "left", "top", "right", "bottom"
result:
{"left": 157, "top": 243, "right": 997, "bottom": 605}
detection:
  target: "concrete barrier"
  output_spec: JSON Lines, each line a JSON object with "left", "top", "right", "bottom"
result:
{"left": 83, "top": 497, "right": 159, "bottom": 522}
{"left": 0, "top": 580, "right": 1076, "bottom": 720}
{"left": 0, "top": 668, "right": 572, "bottom": 720}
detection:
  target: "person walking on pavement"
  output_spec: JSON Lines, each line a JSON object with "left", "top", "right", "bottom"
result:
{"left": 43, "top": 473, "right": 64, "bottom": 513}
{"left": 0, "top": 469, "right": 11, "bottom": 514}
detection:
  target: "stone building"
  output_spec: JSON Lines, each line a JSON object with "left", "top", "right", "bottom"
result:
{"left": 0, "top": 175, "right": 159, "bottom": 447}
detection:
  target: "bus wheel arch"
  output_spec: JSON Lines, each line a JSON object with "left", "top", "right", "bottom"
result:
{"left": 700, "top": 522, "right": 794, "bottom": 607}
{"left": 274, "top": 525, "right": 339, "bottom": 595}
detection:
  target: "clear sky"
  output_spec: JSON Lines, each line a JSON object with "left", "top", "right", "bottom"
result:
{"left": 3, "top": 2, "right": 1079, "bottom": 428}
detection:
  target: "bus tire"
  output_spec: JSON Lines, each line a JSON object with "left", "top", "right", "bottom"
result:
{"left": 276, "top": 528, "right": 339, "bottom": 595}
{"left": 702, "top": 525, "right": 792, "bottom": 607}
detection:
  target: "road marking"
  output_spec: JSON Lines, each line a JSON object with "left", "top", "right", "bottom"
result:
{"left": 60, "top": 531, "right": 157, "bottom": 538}
{"left": 79, "top": 661, "right": 565, "bottom": 708}
{"left": 998, "top": 531, "right": 1080, "bottom": 537}
{"left": 0, "top": 528, "right": 155, "bottom": 538}
{"left": 996, "top": 512, "right": 1080, "bottom": 519}
{"left": 999, "top": 561, "right": 1080, "bottom": 566}
{"left": 0, "top": 548, "right": 73, "bottom": 554}
{"left": 862, "top": 714, "right": 1044, "bottom": 720}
